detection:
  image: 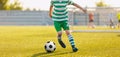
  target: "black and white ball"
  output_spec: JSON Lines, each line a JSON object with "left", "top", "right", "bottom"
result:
{"left": 44, "top": 41, "right": 56, "bottom": 53}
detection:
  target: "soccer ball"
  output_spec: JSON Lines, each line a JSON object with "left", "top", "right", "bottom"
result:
{"left": 44, "top": 41, "right": 56, "bottom": 53}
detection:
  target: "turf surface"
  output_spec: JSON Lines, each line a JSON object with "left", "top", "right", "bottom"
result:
{"left": 0, "top": 26, "right": 120, "bottom": 57}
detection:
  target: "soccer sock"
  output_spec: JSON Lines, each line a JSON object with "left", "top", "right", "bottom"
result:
{"left": 68, "top": 34, "right": 75, "bottom": 48}
{"left": 58, "top": 36, "right": 61, "bottom": 40}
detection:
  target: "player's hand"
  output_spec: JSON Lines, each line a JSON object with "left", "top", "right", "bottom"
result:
{"left": 49, "top": 13, "right": 52, "bottom": 18}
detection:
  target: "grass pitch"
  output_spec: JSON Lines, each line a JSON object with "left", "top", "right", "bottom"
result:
{"left": 0, "top": 26, "right": 120, "bottom": 57}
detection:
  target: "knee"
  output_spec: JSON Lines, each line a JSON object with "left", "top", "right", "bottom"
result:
{"left": 58, "top": 34, "right": 62, "bottom": 37}
{"left": 58, "top": 32, "right": 62, "bottom": 37}
{"left": 65, "top": 30, "right": 71, "bottom": 35}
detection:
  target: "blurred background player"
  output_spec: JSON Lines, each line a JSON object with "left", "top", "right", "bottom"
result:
{"left": 117, "top": 11, "right": 120, "bottom": 28}
{"left": 88, "top": 12, "right": 95, "bottom": 28}
{"left": 108, "top": 13, "right": 115, "bottom": 28}
{"left": 49, "top": 0, "right": 86, "bottom": 52}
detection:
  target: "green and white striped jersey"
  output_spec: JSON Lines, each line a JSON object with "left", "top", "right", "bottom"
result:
{"left": 50, "top": 0, "right": 74, "bottom": 21}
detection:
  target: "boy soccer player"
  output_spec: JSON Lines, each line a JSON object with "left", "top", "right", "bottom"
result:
{"left": 88, "top": 13, "right": 95, "bottom": 28}
{"left": 49, "top": 0, "right": 86, "bottom": 52}
{"left": 108, "top": 13, "right": 115, "bottom": 28}
{"left": 117, "top": 12, "right": 120, "bottom": 28}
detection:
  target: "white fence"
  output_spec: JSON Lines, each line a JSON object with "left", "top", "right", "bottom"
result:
{"left": 0, "top": 11, "right": 53, "bottom": 25}
{"left": 0, "top": 10, "right": 119, "bottom": 26}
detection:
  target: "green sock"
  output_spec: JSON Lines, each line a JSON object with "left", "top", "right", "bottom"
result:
{"left": 68, "top": 34, "right": 75, "bottom": 48}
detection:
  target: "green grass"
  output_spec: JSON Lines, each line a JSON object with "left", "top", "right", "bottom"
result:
{"left": 0, "top": 26, "right": 120, "bottom": 57}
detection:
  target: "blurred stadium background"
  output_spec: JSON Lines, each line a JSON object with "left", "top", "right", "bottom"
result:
{"left": 0, "top": 7, "right": 120, "bottom": 32}
{"left": 0, "top": 7, "right": 119, "bottom": 26}
{"left": 0, "top": 0, "right": 120, "bottom": 29}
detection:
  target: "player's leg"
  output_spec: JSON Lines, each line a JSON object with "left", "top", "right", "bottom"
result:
{"left": 65, "top": 30, "right": 78, "bottom": 52}
{"left": 57, "top": 31, "right": 66, "bottom": 48}
{"left": 118, "top": 20, "right": 120, "bottom": 28}
{"left": 62, "top": 20, "right": 78, "bottom": 52}
{"left": 90, "top": 20, "right": 95, "bottom": 28}
{"left": 110, "top": 19, "right": 115, "bottom": 28}
{"left": 88, "top": 20, "right": 95, "bottom": 28}
{"left": 118, "top": 23, "right": 120, "bottom": 28}
{"left": 54, "top": 21, "right": 66, "bottom": 48}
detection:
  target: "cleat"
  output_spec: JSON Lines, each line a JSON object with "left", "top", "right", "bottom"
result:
{"left": 73, "top": 47, "right": 78, "bottom": 52}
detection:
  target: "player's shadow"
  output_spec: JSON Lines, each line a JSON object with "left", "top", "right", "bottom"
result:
{"left": 118, "top": 35, "right": 120, "bottom": 37}
{"left": 31, "top": 51, "right": 74, "bottom": 57}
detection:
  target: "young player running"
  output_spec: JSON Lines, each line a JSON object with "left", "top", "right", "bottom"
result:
{"left": 117, "top": 12, "right": 120, "bottom": 28}
{"left": 108, "top": 13, "right": 115, "bottom": 28}
{"left": 49, "top": 0, "right": 86, "bottom": 52}
{"left": 88, "top": 12, "right": 95, "bottom": 28}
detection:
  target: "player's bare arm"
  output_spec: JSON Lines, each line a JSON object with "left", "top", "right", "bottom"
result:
{"left": 72, "top": 3, "right": 86, "bottom": 13}
{"left": 49, "top": 5, "right": 53, "bottom": 18}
